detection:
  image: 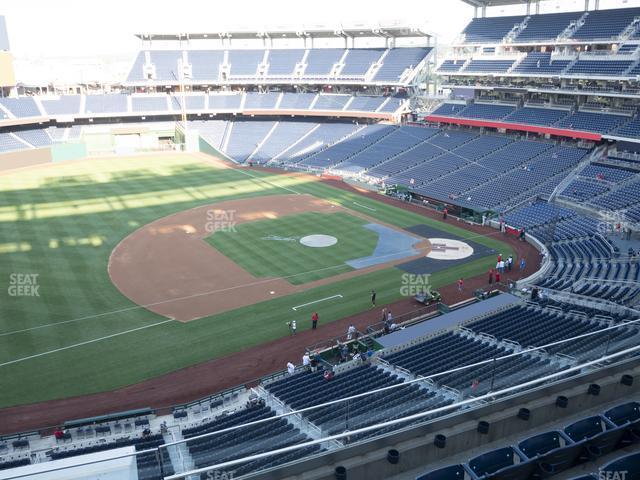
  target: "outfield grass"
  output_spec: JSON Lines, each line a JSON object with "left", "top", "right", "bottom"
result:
{"left": 0, "top": 154, "right": 515, "bottom": 408}
{"left": 207, "top": 211, "right": 379, "bottom": 284}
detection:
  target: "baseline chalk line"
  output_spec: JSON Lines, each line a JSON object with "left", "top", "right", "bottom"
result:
{"left": 292, "top": 295, "right": 343, "bottom": 311}
{"left": 353, "top": 202, "right": 376, "bottom": 212}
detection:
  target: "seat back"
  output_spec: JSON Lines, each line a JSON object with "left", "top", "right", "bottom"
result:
{"left": 564, "top": 415, "right": 605, "bottom": 442}
{"left": 587, "top": 426, "right": 628, "bottom": 458}
{"left": 416, "top": 464, "right": 468, "bottom": 480}
{"left": 537, "top": 442, "right": 585, "bottom": 475}
{"left": 518, "top": 431, "right": 563, "bottom": 458}
{"left": 605, "top": 402, "right": 640, "bottom": 426}
{"left": 484, "top": 460, "right": 536, "bottom": 480}
{"left": 600, "top": 451, "right": 640, "bottom": 480}
{"left": 468, "top": 447, "right": 518, "bottom": 477}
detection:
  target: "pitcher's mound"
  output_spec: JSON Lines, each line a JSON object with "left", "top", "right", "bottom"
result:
{"left": 300, "top": 234, "right": 338, "bottom": 248}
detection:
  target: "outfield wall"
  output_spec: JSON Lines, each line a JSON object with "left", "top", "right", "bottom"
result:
{"left": 0, "top": 143, "right": 90, "bottom": 172}
{"left": 0, "top": 147, "right": 52, "bottom": 172}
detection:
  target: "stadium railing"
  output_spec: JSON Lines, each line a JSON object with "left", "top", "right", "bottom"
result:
{"left": 2, "top": 320, "right": 639, "bottom": 479}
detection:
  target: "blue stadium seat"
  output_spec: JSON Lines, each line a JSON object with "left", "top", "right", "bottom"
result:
{"left": 416, "top": 465, "right": 470, "bottom": 480}
{"left": 600, "top": 452, "right": 640, "bottom": 480}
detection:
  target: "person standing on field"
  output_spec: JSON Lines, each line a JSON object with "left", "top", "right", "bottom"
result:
{"left": 371, "top": 289, "right": 377, "bottom": 307}
{"left": 311, "top": 312, "right": 319, "bottom": 330}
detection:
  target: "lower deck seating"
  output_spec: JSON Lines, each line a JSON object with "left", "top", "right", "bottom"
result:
{"left": 184, "top": 405, "right": 316, "bottom": 475}
{"left": 266, "top": 365, "right": 447, "bottom": 437}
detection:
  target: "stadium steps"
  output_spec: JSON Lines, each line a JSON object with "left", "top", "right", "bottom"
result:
{"left": 273, "top": 92, "right": 284, "bottom": 109}
{"left": 583, "top": 169, "right": 640, "bottom": 206}
{"left": 220, "top": 121, "right": 234, "bottom": 156}
{"left": 260, "top": 385, "right": 332, "bottom": 445}
{"left": 551, "top": 145, "right": 607, "bottom": 201}
{"left": 375, "top": 96, "right": 392, "bottom": 112}
{"left": 506, "top": 53, "right": 528, "bottom": 73}
{"left": 357, "top": 129, "right": 440, "bottom": 175}
{"left": 246, "top": 121, "right": 280, "bottom": 163}
{"left": 331, "top": 126, "right": 400, "bottom": 170}
{"left": 376, "top": 359, "right": 462, "bottom": 403}
{"left": 32, "top": 97, "right": 48, "bottom": 117}
{"left": 495, "top": 169, "right": 577, "bottom": 214}
{"left": 292, "top": 123, "right": 369, "bottom": 166}
{"left": 364, "top": 49, "right": 389, "bottom": 82}
{"left": 342, "top": 96, "right": 355, "bottom": 111}
{"left": 162, "top": 428, "right": 194, "bottom": 475}
{"left": 10, "top": 133, "right": 34, "bottom": 149}
{"left": 558, "top": 11, "right": 589, "bottom": 40}
{"left": 413, "top": 136, "right": 521, "bottom": 191}
{"left": 307, "top": 93, "right": 320, "bottom": 110}
{"left": 457, "top": 142, "right": 555, "bottom": 200}
{"left": 268, "top": 123, "right": 321, "bottom": 164}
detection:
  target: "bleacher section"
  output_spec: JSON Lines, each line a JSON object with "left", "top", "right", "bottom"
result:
{"left": 457, "top": 7, "right": 640, "bottom": 45}
{"left": 464, "top": 59, "right": 516, "bottom": 73}
{"left": 0, "top": 97, "right": 41, "bottom": 118}
{"left": 429, "top": 102, "right": 638, "bottom": 137}
{"left": 504, "top": 201, "right": 640, "bottom": 305}
{"left": 515, "top": 11, "right": 584, "bottom": 42}
{"left": 182, "top": 405, "right": 319, "bottom": 476}
{"left": 26, "top": 92, "right": 404, "bottom": 123}
{"left": 461, "top": 15, "right": 526, "bottom": 43}
{"left": 439, "top": 7, "right": 640, "bottom": 85}
{"left": 511, "top": 52, "right": 572, "bottom": 74}
{"left": 266, "top": 365, "right": 452, "bottom": 438}
{"left": 125, "top": 47, "right": 432, "bottom": 85}
{"left": 216, "top": 121, "right": 590, "bottom": 213}
{"left": 572, "top": 7, "right": 640, "bottom": 41}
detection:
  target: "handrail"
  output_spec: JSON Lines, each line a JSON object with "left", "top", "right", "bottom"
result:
{"left": 158, "top": 316, "right": 640, "bottom": 450}
{"left": 164, "top": 343, "right": 640, "bottom": 480}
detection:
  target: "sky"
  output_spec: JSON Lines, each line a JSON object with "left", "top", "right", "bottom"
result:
{"left": 3, "top": 0, "right": 640, "bottom": 83}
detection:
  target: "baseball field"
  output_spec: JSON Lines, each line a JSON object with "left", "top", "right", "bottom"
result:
{"left": 0, "top": 153, "right": 515, "bottom": 409}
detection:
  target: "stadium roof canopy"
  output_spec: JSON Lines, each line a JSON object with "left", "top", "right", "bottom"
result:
{"left": 135, "top": 26, "right": 432, "bottom": 41}
{"left": 461, "top": 0, "right": 591, "bottom": 7}
{"left": 461, "top": 0, "right": 533, "bottom": 6}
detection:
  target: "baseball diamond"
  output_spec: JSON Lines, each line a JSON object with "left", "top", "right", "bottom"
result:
{"left": 1, "top": 4, "right": 639, "bottom": 479}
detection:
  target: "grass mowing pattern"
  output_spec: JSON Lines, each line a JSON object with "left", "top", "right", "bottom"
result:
{"left": 206, "top": 212, "right": 379, "bottom": 285}
{"left": 0, "top": 155, "right": 515, "bottom": 407}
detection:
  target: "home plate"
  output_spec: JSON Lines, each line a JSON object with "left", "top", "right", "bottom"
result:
{"left": 426, "top": 238, "right": 474, "bottom": 260}
{"left": 300, "top": 234, "right": 338, "bottom": 248}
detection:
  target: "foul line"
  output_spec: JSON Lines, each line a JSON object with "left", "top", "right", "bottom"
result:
{"left": 353, "top": 201, "right": 376, "bottom": 212}
{"left": 0, "top": 227, "right": 510, "bottom": 338}
{"left": 0, "top": 320, "right": 173, "bottom": 368}
{"left": 292, "top": 295, "right": 343, "bottom": 311}
{"left": 234, "top": 166, "right": 302, "bottom": 195}
{"left": 0, "top": 225, "right": 512, "bottom": 339}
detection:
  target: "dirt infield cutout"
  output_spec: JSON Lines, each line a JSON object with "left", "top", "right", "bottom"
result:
{"left": 108, "top": 194, "right": 429, "bottom": 322}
